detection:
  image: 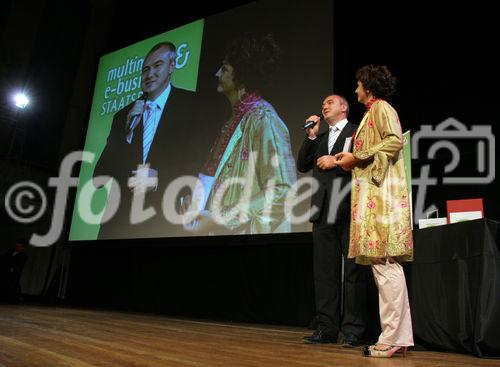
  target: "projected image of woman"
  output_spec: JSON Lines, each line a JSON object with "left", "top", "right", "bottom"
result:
{"left": 184, "top": 33, "right": 297, "bottom": 235}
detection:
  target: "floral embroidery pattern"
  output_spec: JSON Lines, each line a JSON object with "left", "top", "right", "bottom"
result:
{"left": 203, "top": 93, "right": 261, "bottom": 176}
{"left": 365, "top": 98, "right": 380, "bottom": 112}
{"left": 348, "top": 100, "right": 413, "bottom": 265}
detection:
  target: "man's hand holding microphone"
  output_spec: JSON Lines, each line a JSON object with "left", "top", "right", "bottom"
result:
{"left": 303, "top": 114, "right": 321, "bottom": 140}
{"left": 304, "top": 113, "right": 338, "bottom": 170}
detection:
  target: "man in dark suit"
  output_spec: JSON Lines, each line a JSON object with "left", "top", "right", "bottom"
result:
{"left": 94, "top": 42, "right": 208, "bottom": 239}
{"left": 297, "top": 94, "right": 369, "bottom": 346}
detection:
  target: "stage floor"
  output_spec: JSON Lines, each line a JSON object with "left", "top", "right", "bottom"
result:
{"left": 0, "top": 305, "right": 498, "bottom": 367}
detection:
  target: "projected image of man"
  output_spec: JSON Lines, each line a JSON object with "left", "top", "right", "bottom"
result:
{"left": 94, "top": 42, "right": 206, "bottom": 239}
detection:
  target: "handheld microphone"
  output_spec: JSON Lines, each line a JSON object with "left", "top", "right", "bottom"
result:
{"left": 302, "top": 114, "right": 322, "bottom": 130}
{"left": 126, "top": 93, "right": 148, "bottom": 135}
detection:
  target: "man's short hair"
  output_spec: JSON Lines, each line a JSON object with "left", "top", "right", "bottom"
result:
{"left": 327, "top": 94, "right": 350, "bottom": 117}
{"left": 336, "top": 95, "right": 350, "bottom": 117}
{"left": 145, "top": 42, "right": 177, "bottom": 61}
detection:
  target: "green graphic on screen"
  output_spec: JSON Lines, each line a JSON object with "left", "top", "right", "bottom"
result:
{"left": 69, "top": 19, "right": 204, "bottom": 240}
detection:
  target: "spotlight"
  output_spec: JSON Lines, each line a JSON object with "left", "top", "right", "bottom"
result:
{"left": 13, "top": 93, "right": 30, "bottom": 109}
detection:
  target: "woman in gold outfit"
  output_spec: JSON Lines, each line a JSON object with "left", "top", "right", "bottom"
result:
{"left": 334, "top": 65, "right": 413, "bottom": 358}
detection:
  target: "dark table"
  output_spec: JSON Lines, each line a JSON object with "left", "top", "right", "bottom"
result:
{"left": 409, "top": 218, "right": 500, "bottom": 358}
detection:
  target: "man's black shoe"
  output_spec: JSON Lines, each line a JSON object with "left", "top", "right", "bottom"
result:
{"left": 341, "top": 335, "right": 360, "bottom": 348}
{"left": 303, "top": 329, "right": 336, "bottom": 344}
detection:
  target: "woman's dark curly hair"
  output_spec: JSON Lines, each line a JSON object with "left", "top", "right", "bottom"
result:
{"left": 355, "top": 65, "right": 397, "bottom": 100}
{"left": 223, "top": 33, "right": 282, "bottom": 92}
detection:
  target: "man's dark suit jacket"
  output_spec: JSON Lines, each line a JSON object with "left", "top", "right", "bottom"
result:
{"left": 93, "top": 86, "right": 210, "bottom": 239}
{"left": 296, "top": 122, "right": 358, "bottom": 223}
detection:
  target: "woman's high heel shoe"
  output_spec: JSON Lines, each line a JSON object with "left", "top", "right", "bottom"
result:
{"left": 363, "top": 345, "right": 408, "bottom": 358}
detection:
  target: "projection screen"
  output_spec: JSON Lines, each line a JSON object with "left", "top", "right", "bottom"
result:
{"left": 69, "top": 0, "right": 333, "bottom": 240}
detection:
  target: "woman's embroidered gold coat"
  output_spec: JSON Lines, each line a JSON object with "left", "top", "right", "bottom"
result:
{"left": 349, "top": 100, "right": 413, "bottom": 265}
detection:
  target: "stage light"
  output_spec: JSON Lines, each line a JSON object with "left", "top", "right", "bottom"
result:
{"left": 13, "top": 92, "right": 30, "bottom": 109}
